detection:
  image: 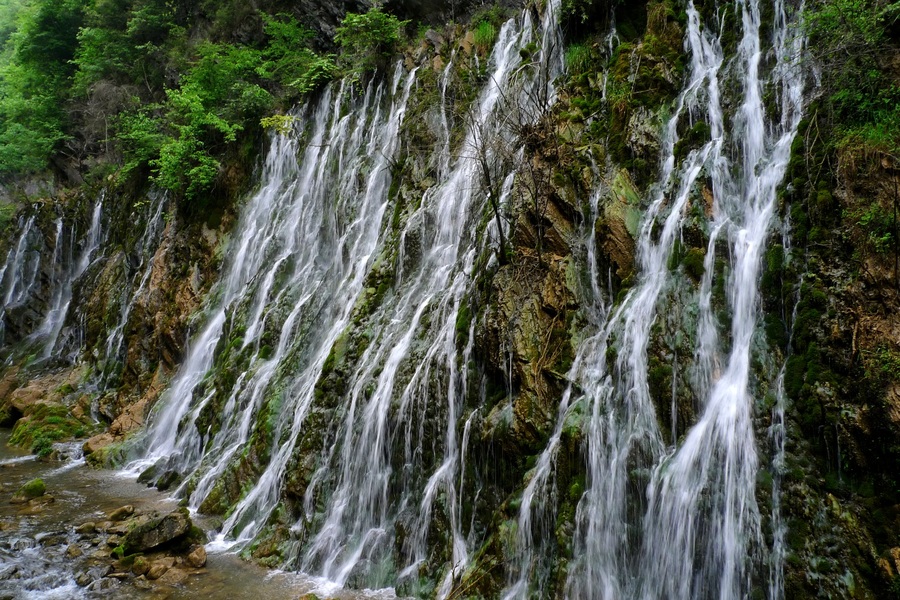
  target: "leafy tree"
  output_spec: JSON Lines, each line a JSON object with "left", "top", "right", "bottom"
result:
{"left": 335, "top": 7, "right": 408, "bottom": 77}
{"left": 0, "top": 0, "right": 87, "bottom": 173}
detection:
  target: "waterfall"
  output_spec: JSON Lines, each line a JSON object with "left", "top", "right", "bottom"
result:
{"left": 129, "top": 0, "right": 564, "bottom": 592}
{"left": 98, "top": 192, "right": 168, "bottom": 386}
{"left": 131, "top": 63, "right": 419, "bottom": 539}
{"left": 0, "top": 215, "right": 42, "bottom": 345}
{"left": 503, "top": 0, "right": 806, "bottom": 597}
{"left": 1, "top": 215, "right": 41, "bottom": 309}
{"left": 33, "top": 197, "right": 105, "bottom": 359}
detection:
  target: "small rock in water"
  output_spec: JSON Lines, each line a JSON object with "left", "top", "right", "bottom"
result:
{"left": 86, "top": 577, "right": 119, "bottom": 591}
{"left": 74, "top": 566, "right": 109, "bottom": 587}
{"left": 145, "top": 562, "right": 169, "bottom": 580}
{"left": 38, "top": 534, "right": 65, "bottom": 546}
{"left": 185, "top": 544, "right": 207, "bottom": 568}
{"left": 107, "top": 523, "right": 129, "bottom": 535}
{"left": 65, "top": 544, "right": 83, "bottom": 558}
{"left": 75, "top": 521, "right": 96, "bottom": 535}
{"left": 133, "top": 575, "right": 151, "bottom": 589}
{"left": 0, "top": 565, "right": 18, "bottom": 581}
{"left": 132, "top": 556, "right": 150, "bottom": 576}
{"left": 158, "top": 567, "right": 187, "bottom": 585}
{"left": 108, "top": 505, "right": 134, "bottom": 521}
{"left": 9, "top": 478, "right": 45, "bottom": 504}
{"left": 10, "top": 538, "right": 34, "bottom": 551}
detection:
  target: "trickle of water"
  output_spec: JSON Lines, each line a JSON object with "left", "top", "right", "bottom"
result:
{"left": 98, "top": 192, "right": 168, "bottom": 387}
{"left": 33, "top": 197, "right": 105, "bottom": 360}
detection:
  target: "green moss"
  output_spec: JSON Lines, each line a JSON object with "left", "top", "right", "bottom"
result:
{"left": 681, "top": 247, "right": 706, "bottom": 282}
{"left": 9, "top": 403, "right": 85, "bottom": 457}
{"left": 19, "top": 478, "right": 46, "bottom": 499}
{"left": 674, "top": 122, "right": 711, "bottom": 162}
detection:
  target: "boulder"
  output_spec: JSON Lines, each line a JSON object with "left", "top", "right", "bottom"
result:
{"left": 82, "top": 433, "right": 115, "bottom": 456}
{"left": 75, "top": 521, "right": 96, "bottom": 535}
{"left": 122, "top": 509, "right": 190, "bottom": 554}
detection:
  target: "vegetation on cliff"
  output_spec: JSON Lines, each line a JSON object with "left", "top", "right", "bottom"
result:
{"left": 0, "top": 0, "right": 409, "bottom": 211}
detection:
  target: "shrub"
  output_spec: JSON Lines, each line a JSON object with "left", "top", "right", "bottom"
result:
{"left": 335, "top": 7, "right": 408, "bottom": 77}
{"left": 473, "top": 21, "right": 497, "bottom": 51}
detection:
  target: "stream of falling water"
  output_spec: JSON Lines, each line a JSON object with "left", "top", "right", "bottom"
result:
{"left": 0, "top": 215, "right": 41, "bottom": 346}
{"left": 97, "top": 192, "right": 168, "bottom": 387}
{"left": 33, "top": 197, "right": 105, "bottom": 360}
{"left": 129, "top": 1, "right": 563, "bottom": 594}
{"left": 504, "top": 0, "right": 805, "bottom": 597}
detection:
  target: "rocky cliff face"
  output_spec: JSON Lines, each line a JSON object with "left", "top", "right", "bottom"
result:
{"left": 2, "top": 0, "right": 900, "bottom": 599}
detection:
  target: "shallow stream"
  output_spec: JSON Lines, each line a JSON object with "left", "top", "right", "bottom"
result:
{"left": 0, "top": 431, "right": 401, "bottom": 599}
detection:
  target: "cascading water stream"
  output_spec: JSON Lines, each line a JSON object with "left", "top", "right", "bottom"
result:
{"left": 131, "top": 67, "right": 416, "bottom": 485}
{"left": 0, "top": 215, "right": 41, "bottom": 346}
{"left": 1, "top": 216, "right": 41, "bottom": 309}
{"left": 296, "top": 3, "right": 562, "bottom": 589}
{"left": 128, "top": 1, "right": 564, "bottom": 593}
{"left": 34, "top": 197, "right": 105, "bottom": 359}
{"left": 97, "top": 192, "right": 168, "bottom": 385}
{"left": 504, "top": 0, "right": 806, "bottom": 597}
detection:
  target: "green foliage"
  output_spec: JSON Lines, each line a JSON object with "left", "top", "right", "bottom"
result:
{"left": 0, "top": 0, "right": 86, "bottom": 173}
{"left": 473, "top": 20, "right": 497, "bottom": 51}
{"left": 0, "top": 0, "right": 335, "bottom": 199}
{"left": 865, "top": 345, "right": 900, "bottom": 381}
{"left": 260, "top": 115, "right": 296, "bottom": 136}
{"left": 848, "top": 201, "right": 895, "bottom": 254}
{"left": 335, "top": 7, "right": 408, "bottom": 77}
{"left": 805, "top": 0, "right": 900, "bottom": 153}
{"left": 258, "top": 13, "right": 335, "bottom": 95}
{"left": 564, "top": 43, "right": 592, "bottom": 74}
{"left": 561, "top": 0, "right": 610, "bottom": 23}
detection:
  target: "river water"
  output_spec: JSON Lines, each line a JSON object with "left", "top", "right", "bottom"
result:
{"left": 0, "top": 431, "right": 402, "bottom": 599}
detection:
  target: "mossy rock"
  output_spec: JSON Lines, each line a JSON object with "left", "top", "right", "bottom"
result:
{"left": 18, "top": 478, "right": 46, "bottom": 499}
